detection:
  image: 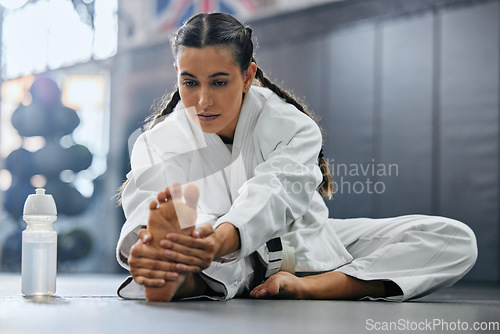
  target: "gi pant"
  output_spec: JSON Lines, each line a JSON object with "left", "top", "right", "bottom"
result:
{"left": 332, "top": 214, "right": 477, "bottom": 301}
{"left": 117, "top": 214, "right": 477, "bottom": 301}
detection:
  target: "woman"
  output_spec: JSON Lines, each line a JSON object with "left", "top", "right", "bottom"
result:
{"left": 116, "top": 12, "right": 477, "bottom": 302}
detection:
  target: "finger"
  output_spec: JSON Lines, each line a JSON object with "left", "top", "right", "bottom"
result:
{"left": 163, "top": 248, "right": 211, "bottom": 269}
{"left": 129, "top": 256, "right": 178, "bottom": 272}
{"left": 183, "top": 183, "right": 199, "bottom": 209}
{"left": 130, "top": 267, "right": 180, "bottom": 281}
{"left": 172, "top": 262, "right": 204, "bottom": 273}
{"left": 130, "top": 242, "right": 170, "bottom": 262}
{"left": 133, "top": 276, "right": 165, "bottom": 288}
{"left": 166, "top": 233, "right": 213, "bottom": 251}
{"left": 160, "top": 239, "right": 206, "bottom": 258}
{"left": 192, "top": 223, "right": 214, "bottom": 238}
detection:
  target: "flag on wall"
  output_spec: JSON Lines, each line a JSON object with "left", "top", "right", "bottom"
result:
{"left": 154, "top": 0, "right": 258, "bottom": 32}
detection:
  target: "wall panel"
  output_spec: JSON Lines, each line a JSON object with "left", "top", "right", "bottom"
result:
{"left": 440, "top": 1, "right": 500, "bottom": 280}
{"left": 325, "top": 25, "right": 377, "bottom": 218}
{"left": 255, "top": 37, "right": 324, "bottom": 118}
{"left": 376, "top": 14, "right": 435, "bottom": 217}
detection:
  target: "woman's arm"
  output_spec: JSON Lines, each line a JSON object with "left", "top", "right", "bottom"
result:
{"left": 214, "top": 110, "right": 323, "bottom": 260}
{"left": 117, "top": 115, "right": 192, "bottom": 269}
{"left": 213, "top": 222, "right": 241, "bottom": 257}
{"left": 156, "top": 106, "right": 323, "bottom": 272}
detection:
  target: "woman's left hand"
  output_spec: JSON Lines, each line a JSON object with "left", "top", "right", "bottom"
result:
{"left": 159, "top": 223, "right": 219, "bottom": 273}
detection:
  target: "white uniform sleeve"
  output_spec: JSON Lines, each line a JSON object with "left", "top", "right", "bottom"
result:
{"left": 115, "top": 132, "right": 189, "bottom": 269}
{"left": 215, "top": 110, "right": 323, "bottom": 260}
{"left": 116, "top": 172, "right": 154, "bottom": 269}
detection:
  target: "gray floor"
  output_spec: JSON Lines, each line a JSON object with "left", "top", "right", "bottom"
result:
{"left": 1, "top": 274, "right": 499, "bottom": 334}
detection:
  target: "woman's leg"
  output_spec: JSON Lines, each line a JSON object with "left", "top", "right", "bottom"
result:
{"left": 251, "top": 215, "right": 477, "bottom": 301}
{"left": 332, "top": 215, "right": 477, "bottom": 300}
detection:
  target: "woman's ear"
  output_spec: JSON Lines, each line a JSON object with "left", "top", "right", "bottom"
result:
{"left": 244, "top": 62, "right": 257, "bottom": 92}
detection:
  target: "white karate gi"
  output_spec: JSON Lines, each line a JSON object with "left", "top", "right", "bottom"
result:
{"left": 116, "top": 86, "right": 477, "bottom": 301}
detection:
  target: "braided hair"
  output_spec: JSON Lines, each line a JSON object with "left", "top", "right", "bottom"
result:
{"left": 146, "top": 12, "right": 333, "bottom": 198}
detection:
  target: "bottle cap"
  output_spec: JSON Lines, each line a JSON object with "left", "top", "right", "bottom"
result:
{"left": 23, "top": 188, "right": 57, "bottom": 216}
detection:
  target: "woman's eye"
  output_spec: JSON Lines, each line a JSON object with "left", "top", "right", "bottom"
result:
{"left": 183, "top": 81, "right": 198, "bottom": 87}
{"left": 213, "top": 81, "right": 227, "bottom": 87}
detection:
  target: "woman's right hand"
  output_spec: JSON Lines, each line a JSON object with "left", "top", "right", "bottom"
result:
{"left": 127, "top": 229, "right": 181, "bottom": 287}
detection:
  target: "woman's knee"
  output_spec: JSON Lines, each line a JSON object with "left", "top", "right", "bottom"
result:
{"left": 429, "top": 216, "right": 478, "bottom": 269}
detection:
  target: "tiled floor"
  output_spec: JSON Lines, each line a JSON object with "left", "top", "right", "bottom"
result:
{"left": 1, "top": 274, "right": 499, "bottom": 334}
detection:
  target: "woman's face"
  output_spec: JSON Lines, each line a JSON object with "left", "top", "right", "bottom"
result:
{"left": 175, "top": 46, "right": 256, "bottom": 141}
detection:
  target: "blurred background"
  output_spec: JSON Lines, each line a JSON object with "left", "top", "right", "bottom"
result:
{"left": 0, "top": 0, "right": 497, "bottom": 283}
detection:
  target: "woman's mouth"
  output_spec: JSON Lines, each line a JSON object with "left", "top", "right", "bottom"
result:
{"left": 197, "top": 113, "right": 220, "bottom": 122}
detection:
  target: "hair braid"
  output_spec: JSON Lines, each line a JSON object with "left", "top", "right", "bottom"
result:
{"left": 148, "top": 88, "right": 181, "bottom": 129}
{"left": 254, "top": 66, "right": 333, "bottom": 199}
{"left": 117, "top": 88, "right": 181, "bottom": 204}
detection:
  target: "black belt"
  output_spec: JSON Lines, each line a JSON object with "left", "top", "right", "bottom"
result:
{"left": 264, "top": 237, "right": 282, "bottom": 278}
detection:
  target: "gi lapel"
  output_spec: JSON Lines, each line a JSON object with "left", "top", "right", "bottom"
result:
{"left": 230, "top": 87, "right": 263, "bottom": 202}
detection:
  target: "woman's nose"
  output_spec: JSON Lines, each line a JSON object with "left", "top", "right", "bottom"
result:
{"left": 198, "top": 88, "right": 214, "bottom": 108}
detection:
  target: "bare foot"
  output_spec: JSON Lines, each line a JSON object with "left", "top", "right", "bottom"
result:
{"left": 145, "top": 182, "right": 199, "bottom": 302}
{"left": 250, "top": 271, "right": 306, "bottom": 299}
{"left": 251, "top": 271, "right": 389, "bottom": 300}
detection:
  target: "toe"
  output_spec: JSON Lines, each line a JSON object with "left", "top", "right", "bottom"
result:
{"left": 157, "top": 191, "right": 166, "bottom": 203}
{"left": 164, "top": 186, "right": 173, "bottom": 200}
{"left": 183, "top": 183, "right": 199, "bottom": 210}
{"left": 149, "top": 200, "right": 158, "bottom": 210}
{"left": 172, "top": 182, "right": 182, "bottom": 199}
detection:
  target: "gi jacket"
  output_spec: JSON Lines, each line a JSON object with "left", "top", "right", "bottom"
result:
{"left": 117, "top": 86, "right": 352, "bottom": 298}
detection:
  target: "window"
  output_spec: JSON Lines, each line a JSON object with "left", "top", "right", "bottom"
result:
{"left": 0, "top": 0, "right": 117, "bottom": 272}
{"left": 1, "top": 0, "right": 117, "bottom": 79}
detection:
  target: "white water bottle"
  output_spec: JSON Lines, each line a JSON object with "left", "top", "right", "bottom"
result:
{"left": 21, "top": 188, "right": 58, "bottom": 296}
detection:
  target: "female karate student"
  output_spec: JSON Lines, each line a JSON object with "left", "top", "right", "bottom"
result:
{"left": 116, "top": 12, "right": 477, "bottom": 302}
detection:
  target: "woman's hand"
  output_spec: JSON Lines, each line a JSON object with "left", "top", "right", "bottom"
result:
{"left": 158, "top": 223, "right": 219, "bottom": 273}
{"left": 128, "top": 229, "right": 181, "bottom": 287}
{"left": 160, "top": 222, "right": 241, "bottom": 273}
